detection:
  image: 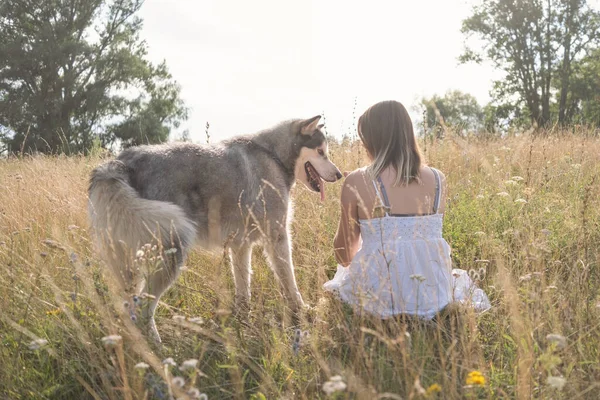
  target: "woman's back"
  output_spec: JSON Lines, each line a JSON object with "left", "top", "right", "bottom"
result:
{"left": 348, "top": 166, "right": 446, "bottom": 221}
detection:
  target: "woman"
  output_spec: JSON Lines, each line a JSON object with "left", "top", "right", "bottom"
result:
{"left": 324, "top": 100, "right": 489, "bottom": 318}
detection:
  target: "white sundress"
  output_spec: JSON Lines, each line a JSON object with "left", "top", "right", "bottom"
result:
{"left": 324, "top": 168, "right": 490, "bottom": 319}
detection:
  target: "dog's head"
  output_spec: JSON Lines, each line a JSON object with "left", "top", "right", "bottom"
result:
{"left": 293, "top": 116, "right": 342, "bottom": 200}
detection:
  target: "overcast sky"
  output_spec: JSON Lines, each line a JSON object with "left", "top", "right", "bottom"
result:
{"left": 138, "top": 0, "right": 500, "bottom": 142}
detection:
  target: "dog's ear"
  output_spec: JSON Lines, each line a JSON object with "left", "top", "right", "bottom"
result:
{"left": 300, "top": 115, "right": 322, "bottom": 136}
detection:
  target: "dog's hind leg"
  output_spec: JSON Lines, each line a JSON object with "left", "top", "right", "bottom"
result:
{"left": 263, "top": 229, "right": 305, "bottom": 316}
{"left": 139, "top": 249, "right": 185, "bottom": 343}
{"left": 229, "top": 242, "right": 253, "bottom": 313}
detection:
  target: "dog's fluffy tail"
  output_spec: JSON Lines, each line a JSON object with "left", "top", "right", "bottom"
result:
{"left": 88, "top": 160, "right": 196, "bottom": 290}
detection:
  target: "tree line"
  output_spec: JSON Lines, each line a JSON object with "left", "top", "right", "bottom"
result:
{"left": 0, "top": 0, "right": 187, "bottom": 154}
{"left": 422, "top": 0, "right": 600, "bottom": 136}
{"left": 1, "top": 0, "right": 599, "bottom": 155}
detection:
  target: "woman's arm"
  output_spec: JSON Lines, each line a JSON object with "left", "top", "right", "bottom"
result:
{"left": 333, "top": 174, "right": 361, "bottom": 267}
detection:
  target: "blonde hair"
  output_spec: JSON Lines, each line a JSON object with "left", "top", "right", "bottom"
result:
{"left": 358, "top": 100, "right": 422, "bottom": 186}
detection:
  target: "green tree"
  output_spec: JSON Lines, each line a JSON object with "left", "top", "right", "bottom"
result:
{"left": 565, "top": 48, "right": 600, "bottom": 126}
{"left": 0, "top": 0, "right": 187, "bottom": 154}
{"left": 419, "top": 90, "right": 485, "bottom": 137}
{"left": 461, "top": 0, "right": 600, "bottom": 127}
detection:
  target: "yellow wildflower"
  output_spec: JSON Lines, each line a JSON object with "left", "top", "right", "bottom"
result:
{"left": 426, "top": 383, "right": 442, "bottom": 395}
{"left": 46, "top": 308, "right": 61, "bottom": 316}
{"left": 466, "top": 370, "right": 486, "bottom": 386}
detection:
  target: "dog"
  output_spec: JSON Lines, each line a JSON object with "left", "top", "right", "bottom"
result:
{"left": 88, "top": 116, "right": 342, "bottom": 342}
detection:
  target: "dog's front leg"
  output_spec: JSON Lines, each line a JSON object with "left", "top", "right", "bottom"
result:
{"left": 263, "top": 229, "right": 305, "bottom": 316}
{"left": 229, "top": 243, "right": 253, "bottom": 313}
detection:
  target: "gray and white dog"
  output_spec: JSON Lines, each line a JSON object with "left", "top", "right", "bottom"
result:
{"left": 88, "top": 116, "right": 342, "bottom": 341}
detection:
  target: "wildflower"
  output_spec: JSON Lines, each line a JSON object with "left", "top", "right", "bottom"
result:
{"left": 134, "top": 362, "right": 150, "bottom": 371}
{"left": 28, "top": 338, "right": 48, "bottom": 350}
{"left": 163, "top": 357, "right": 177, "bottom": 367}
{"left": 473, "top": 231, "right": 486, "bottom": 237}
{"left": 101, "top": 335, "right": 122, "bottom": 349}
{"left": 136, "top": 250, "right": 144, "bottom": 258}
{"left": 511, "top": 176, "right": 524, "bottom": 182}
{"left": 426, "top": 383, "right": 442, "bottom": 395}
{"left": 322, "top": 375, "right": 347, "bottom": 395}
{"left": 546, "top": 334, "right": 567, "bottom": 350}
{"left": 171, "top": 376, "right": 185, "bottom": 388}
{"left": 165, "top": 247, "right": 178, "bottom": 255}
{"left": 187, "top": 388, "right": 207, "bottom": 399}
{"left": 46, "top": 308, "right": 61, "bottom": 316}
{"left": 476, "top": 194, "right": 485, "bottom": 199}
{"left": 519, "top": 274, "right": 532, "bottom": 282}
{"left": 133, "top": 295, "right": 141, "bottom": 305}
{"left": 505, "top": 180, "right": 517, "bottom": 186}
{"left": 410, "top": 274, "right": 426, "bottom": 282}
{"left": 189, "top": 317, "right": 204, "bottom": 324}
{"left": 465, "top": 370, "right": 486, "bottom": 386}
{"left": 180, "top": 359, "right": 199, "bottom": 371}
{"left": 496, "top": 191, "right": 510, "bottom": 197}
{"left": 572, "top": 163, "right": 581, "bottom": 169}
{"left": 514, "top": 198, "right": 527, "bottom": 204}
{"left": 123, "top": 301, "right": 130, "bottom": 308}
{"left": 547, "top": 376, "right": 566, "bottom": 390}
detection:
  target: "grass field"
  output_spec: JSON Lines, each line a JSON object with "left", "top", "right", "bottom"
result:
{"left": 1, "top": 131, "right": 600, "bottom": 399}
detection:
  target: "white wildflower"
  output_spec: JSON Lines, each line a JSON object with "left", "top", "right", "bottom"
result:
{"left": 101, "top": 335, "right": 122, "bottom": 349}
{"left": 519, "top": 274, "right": 532, "bottom": 282}
{"left": 180, "top": 359, "right": 199, "bottom": 371}
{"left": 322, "top": 375, "right": 347, "bottom": 395}
{"left": 134, "top": 362, "right": 150, "bottom": 371}
{"left": 547, "top": 376, "right": 566, "bottom": 390}
{"left": 514, "top": 198, "right": 528, "bottom": 204}
{"left": 572, "top": 163, "right": 581, "bottom": 169}
{"left": 476, "top": 194, "right": 485, "bottom": 199}
{"left": 28, "top": 338, "right": 48, "bottom": 350}
{"left": 136, "top": 250, "right": 144, "bottom": 258}
{"left": 165, "top": 248, "right": 178, "bottom": 255}
{"left": 162, "top": 357, "right": 177, "bottom": 367}
{"left": 505, "top": 180, "right": 517, "bottom": 186}
{"left": 189, "top": 317, "right": 204, "bottom": 324}
{"left": 474, "top": 231, "right": 486, "bottom": 236}
{"left": 496, "top": 191, "right": 510, "bottom": 197}
{"left": 187, "top": 388, "right": 206, "bottom": 399}
{"left": 546, "top": 334, "right": 567, "bottom": 350}
{"left": 511, "top": 176, "right": 524, "bottom": 182}
{"left": 171, "top": 376, "right": 185, "bottom": 388}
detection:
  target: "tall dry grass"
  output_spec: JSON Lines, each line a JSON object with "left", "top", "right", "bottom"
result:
{"left": 1, "top": 131, "right": 600, "bottom": 399}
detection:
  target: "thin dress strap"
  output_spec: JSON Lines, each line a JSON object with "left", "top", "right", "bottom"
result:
{"left": 430, "top": 167, "right": 442, "bottom": 213}
{"left": 372, "top": 177, "right": 390, "bottom": 216}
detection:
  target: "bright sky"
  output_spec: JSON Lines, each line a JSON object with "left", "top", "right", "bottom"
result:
{"left": 139, "top": 0, "right": 499, "bottom": 142}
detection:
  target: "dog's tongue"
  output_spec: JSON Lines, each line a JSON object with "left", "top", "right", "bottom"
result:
{"left": 320, "top": 179, "right": 325, "bottom": 202}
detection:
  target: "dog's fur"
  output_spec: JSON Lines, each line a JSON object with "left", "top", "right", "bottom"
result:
{"left": 88, "top": 116, "right": 341, "bottom": 341}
